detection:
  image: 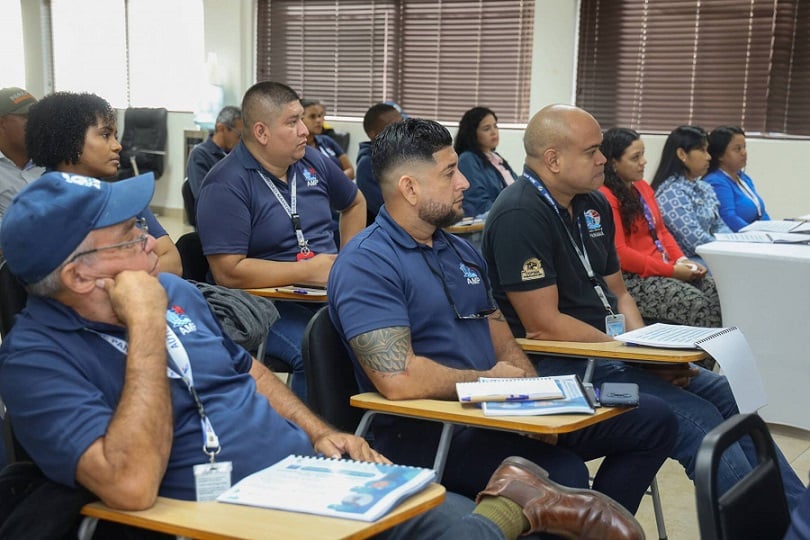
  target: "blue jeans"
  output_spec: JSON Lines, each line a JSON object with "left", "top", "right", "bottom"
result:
{"left": 532, "top": 356, "right": 806, "bottom": 510}
{"left": 784, "top": 484, "right": 810, "bottom": 540}
{"left": 371, "top": 392, "right": 676, "bottom": 514}
{"left": 264, "top": 301, "right": 318, "bottom": 402}
{"left": 379, "top": 491, "right": 553, "bottom": 540}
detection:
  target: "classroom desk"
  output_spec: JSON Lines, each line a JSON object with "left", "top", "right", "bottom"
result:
{"left": 350, "top": 391, "right": 626, "bottom": 482}
{"left": 243, "top": 286, "right": 328, "bottom": 303}
{"left": 80, "top": 484, "right": 446, "bottom": 540}
{"left": 697, "top": 241, "right": 810, "bottom": 430}
{"left": 444, "top": 220, "right": 485, "bottom": 234}
{"left": 516, "top": 338, "right": 707, "bottom": 382}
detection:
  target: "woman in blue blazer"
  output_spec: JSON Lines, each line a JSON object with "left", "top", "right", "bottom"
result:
{"left": 454, "top": 107, "right": 517, "bottom": 217}
{"left": 704, "top": 126, "right": 770, "bottom": 231}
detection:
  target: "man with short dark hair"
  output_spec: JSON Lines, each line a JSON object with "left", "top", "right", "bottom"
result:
{"left": 186, "top": 105, "right": 243, "bottom": 198}
{"left": 356, "top": 102, "right": 403, "bottom": 220}
{"left": 196, "top": 82, "right": 367, "bottom": 401}
{"left": 0, "top": 87, "right": 44, "bottom": 223}
{"left": 329, "top": 117, "right": 676, "bottom": 521}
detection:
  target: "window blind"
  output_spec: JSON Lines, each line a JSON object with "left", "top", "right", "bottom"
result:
{"left": 577, "top": 0, "right": 810, "bottom": 136}
{"left": 257, "top": 0, "right": 534, "bottom": 123}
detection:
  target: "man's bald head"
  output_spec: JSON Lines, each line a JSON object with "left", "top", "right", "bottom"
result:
{"left": 523, "top": 104, "right": 595, "bottom": 159}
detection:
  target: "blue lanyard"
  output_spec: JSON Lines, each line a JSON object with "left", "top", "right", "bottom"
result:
{"left": 523, "top": 171, "right": 615, "bottom": 316}
{"left": 258, "top": 170, "right": 310, "bottom": 254}
{"left": 636, "top": 188, "right": 670, "bottom": 263}
{"left": 87, "top": 323, "right": 222, "bottom": 462}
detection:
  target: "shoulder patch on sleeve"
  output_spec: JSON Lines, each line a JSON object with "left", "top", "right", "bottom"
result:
{"left": 521, "top": 258, "right": 545, "bottom": 281}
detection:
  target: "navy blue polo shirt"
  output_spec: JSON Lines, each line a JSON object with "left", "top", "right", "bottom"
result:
{"left": 0, "top": 274, "right": 313, "bottom": 499}
{"left": 483, "top": 171, "right": 620, "bottom": 337}
{"left": 196, "top": 142, "right": 358, "bottom": 261}
{"left": 328, "top": 207, "right": 497, "bottom": 394}
{"left": 187, "top": 135, "right": 227, "bottom": 198}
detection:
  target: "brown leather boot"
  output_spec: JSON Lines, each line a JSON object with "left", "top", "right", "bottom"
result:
{"left": 476, "top": 456, "right": 645, "bottom": 540}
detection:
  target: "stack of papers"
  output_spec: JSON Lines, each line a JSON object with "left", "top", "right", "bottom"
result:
{"left": 460, "top": 375, "right": 596, "bottom": 416}
{"left": 740, "top": 220, "right": 810, "bottom": 233}
{"left": 714, "top": 232, "right": 810, "bottom": 244}
{"left": 456, "top": 377, "right": 563, "bottom": 403}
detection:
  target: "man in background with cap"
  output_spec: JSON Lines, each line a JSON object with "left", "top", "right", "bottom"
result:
{"left": 0, "top": 170, "right": 645, "bottom": 540}
{"left": 0, "top": 87, "right": 44, "bottom": 223}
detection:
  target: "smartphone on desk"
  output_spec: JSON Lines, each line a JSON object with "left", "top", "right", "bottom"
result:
{"left": 598, "top": 382, "right": 639, "bottom": 407}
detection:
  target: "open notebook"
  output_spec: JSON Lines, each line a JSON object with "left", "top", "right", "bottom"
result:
{"left": 615, "top": 324, "right": 767, "bottom": 413}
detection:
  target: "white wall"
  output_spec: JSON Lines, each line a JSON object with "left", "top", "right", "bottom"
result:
{"left": 22, "top": 0, "right": 810, "bottom": 219}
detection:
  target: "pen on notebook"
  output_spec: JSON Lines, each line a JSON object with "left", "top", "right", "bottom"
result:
{"left": 504, "top": 394, "right": 531, "bottom": 401}
{"left": 274, "top": 287, "right": 311, "bottom": 295}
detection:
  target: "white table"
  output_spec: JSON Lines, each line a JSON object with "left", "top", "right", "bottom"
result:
{"left": 697, "top": 241, "right": 810, "bottom": 430}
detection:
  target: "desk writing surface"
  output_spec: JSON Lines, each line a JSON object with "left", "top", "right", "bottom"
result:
{"left": 445, "top": 222, "right": 484, "bottom": 234}
{"left": 243, "top": 286, "right": 328, "bottom": 303}
{"left": 82, "top": 484, "right": 445, "bottom": 540}
{"left": 350, "top": 392, "right": 626, "bottom": 434}
{"left": 516, "top": 338, "right": 706, "bottom": 364}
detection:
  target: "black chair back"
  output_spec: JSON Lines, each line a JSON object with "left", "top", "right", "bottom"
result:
{"left": 117, "top": 107, "right": 168, "bottom": 180}
{"left": 182, "top": 179, "right": 197, "bottom": 228}
{"left": 175, "top": 232, "right": 209, "bottom": 282}
{"left": 327, "top": 131, "right": 350, "bottom": 153}
{"left": 695, "top": 413, "right": 790, "bottom": 540}
{"left": 0, "top": 263, "right": 27, "bottom": 339}
{"left": 302, "top": 306, "right": 363, "bottom": 433}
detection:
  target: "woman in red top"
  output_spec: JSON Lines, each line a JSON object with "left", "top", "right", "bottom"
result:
{"left": 599, "top": 128, "right": 721, "bottom": 328}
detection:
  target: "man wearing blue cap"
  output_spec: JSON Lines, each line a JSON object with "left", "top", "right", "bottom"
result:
{"left": 0, "top": 170, "right": 644, "bottom": 539}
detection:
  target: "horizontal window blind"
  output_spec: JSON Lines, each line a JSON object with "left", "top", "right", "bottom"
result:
{"left": 256, "top": 0, "right": 534, "bottom": 123}
{"left": 577, "top": 0, "right": 810, "bottom": 136}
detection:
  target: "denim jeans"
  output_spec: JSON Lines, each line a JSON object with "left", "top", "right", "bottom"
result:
{"left": 532, "top": 355, "right": 806, "bottom": 510}
{"left": 371, "top": 392, "right": 675, "bottom": 514}
{"left": 784, "top": 483, "right": 810, "bottom": 540}
{"left": 263, "top": 301, "right": 319, "bottom": 402}
{"left": 378, "top": 491, "right": 552, "bottom": 540}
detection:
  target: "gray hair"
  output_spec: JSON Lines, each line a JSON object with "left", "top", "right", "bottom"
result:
{"left": 26, "top": 237, "right": 96, "bottom": 298}
{"left": 216, "top": 106, "right": 242, "bottom": 128}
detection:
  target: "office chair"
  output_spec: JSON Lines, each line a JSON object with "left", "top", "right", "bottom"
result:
{"left": 181, "top": 179, "right": 196, "bottom": 228}
{"left": 0, "top": 262, "right": 27, "bottom": 340}
{"left": 175, "top": 231, "right": 208, "bottom": 282}
{"left": 117, "top": 107, "right": 168, "bottom": 180}
{"left": 695, "top": 413, "right": 790, "bottom": 540}
{"left": 327, "top": 131, "right": 350, "bottom": 153}
{"left": 301, "top": 306, "right": 365, "bottom": 433}
{"left": 174, "top": 232, "right": 293, "bottom": 384}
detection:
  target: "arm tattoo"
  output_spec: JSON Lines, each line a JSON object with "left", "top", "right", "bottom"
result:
{"left": 349, "top": 326, "right": 412, "bottom": 374}
{"left": 489, "top": 309, "right": 507, "bottom": 323}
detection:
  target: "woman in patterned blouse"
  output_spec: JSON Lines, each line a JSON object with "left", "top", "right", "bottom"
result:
{"left": 650, "top": 126, "right": 731, "bottom": 265}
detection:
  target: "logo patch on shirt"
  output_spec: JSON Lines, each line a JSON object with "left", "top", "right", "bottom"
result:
{"left": 459, "top": 263, "right": 481, "bottom": 285}
{"left": 520, "top": 258, "right": 545, "bottom": 281}
{"left": 166, "top": 305, "right": 197, "bottom": 335}
{"left": 303, "top": 167, "right": 319, "bottom": 186}
{"left": 583, "top": 209, "right": 605, "bottom": 238}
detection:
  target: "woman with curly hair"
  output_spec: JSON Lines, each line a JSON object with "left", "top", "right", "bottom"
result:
{"left": 25, "top": 92, "right": 182, "bottom": 276}
{"left": 454, "top": 106, "right": 516, "bottom": 217}
{"left": 599, "top": 127, "right": 721, "bottom": 328}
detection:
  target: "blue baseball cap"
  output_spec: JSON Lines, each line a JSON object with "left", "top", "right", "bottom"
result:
{"left": 0, "top": 171, "right": 156, "bottom": 284}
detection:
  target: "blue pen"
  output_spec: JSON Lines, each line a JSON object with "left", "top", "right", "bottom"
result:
{"left": 504, "top": 394, "right": 531, "bottom": 401}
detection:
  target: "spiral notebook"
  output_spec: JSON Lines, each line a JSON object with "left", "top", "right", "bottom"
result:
{"left": 616, "top": 324, "right": 767, "bottom": 413}
{"left": 456, "top": 376, "right": 564, "bottom": 402}
{"left": 216, "top": 454, "right": 435, "bottom": 522}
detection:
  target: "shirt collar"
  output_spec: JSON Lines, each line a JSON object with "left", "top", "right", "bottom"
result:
{"left": 23, "top": 295, "right": 124, "bottom": 334}
{"left": 374, "top": 206, "right": 450, "bottom": 251}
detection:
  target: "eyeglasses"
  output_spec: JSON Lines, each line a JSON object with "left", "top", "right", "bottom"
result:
{"left": 419, "top": 241, "right": 498, "bottom": 320}
{"left": 67, "top": 218, "right": 149, "bottom": 264}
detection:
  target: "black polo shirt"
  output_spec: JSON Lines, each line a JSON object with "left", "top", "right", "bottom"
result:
{"left": 482, "top": 170, "right": 620, "bottom": 337}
